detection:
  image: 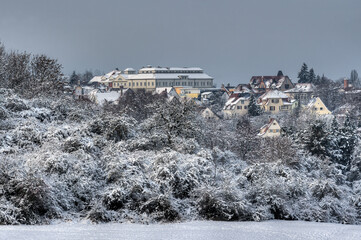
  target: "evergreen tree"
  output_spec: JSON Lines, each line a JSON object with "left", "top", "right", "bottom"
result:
{"left": 338, "top": 115, "right": 357, "bottom": 166}
{"left": 70, "top": 71, "right": 80, "bottom": 86}
{"left": 248, "top": 94, "right": 262, "bottom": 116}
{"left": 350, "top": 70, "right": 360, "bottom": 88}
{"left": 308, "top": 68, "right": 316, "bottom": 84}
{"left": 302, "top": 120, "right": 329, "bottom": 158}
{"left": 81, "top": 70, "right": 93, "bottom": 85}
{"left": 327, "top": 117, "right": 342, "bottom": 163}
{"left": 314, "top": 75, "right": 321, "bottom": 85}
{"left": 298, "top": 63, "right": 309, "bottom": 83}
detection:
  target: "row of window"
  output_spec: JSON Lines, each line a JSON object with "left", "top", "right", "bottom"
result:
{"left": 113, "top": 82, "right": 155, "bottom": 87}
{"left": 139, "top": 70, "right": 203, "bottom": 74}
{"left": 236, "top": 105, "right": 248, "bottom": 110}
{"left": 268, "top": 105, "right": 289, "bottom": 111}
{"left": 269, "top": 129, "right": 280, "bottom": 133}
{"left": 156, "top": 81, "right": 212, "bottom": 87}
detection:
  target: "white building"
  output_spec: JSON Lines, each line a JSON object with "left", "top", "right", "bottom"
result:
{"left": 89, "top": 66, "right": 214, "bottom": 90}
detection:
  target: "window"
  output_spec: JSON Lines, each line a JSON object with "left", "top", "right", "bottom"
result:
{"left": 136, "top": 82, "right": 138, "bottom": 86}
{"left": 271, "top": 99, "right": 279, "bottom": 103}
{"left": 285, "top": 84, "right": 289, "bottom": 89}
{"left": 244, "top": 106, "right": 247, "bottom": 109}
{"left": 237, "top": 106, "right": 242, "bottom": 109}
{"left": 314, "top": 107, "right": 318, "bottom": 111}
{"left": 241, "top": 100, "right": 244, "bottom": 104}
{"left": 152, "top": 82, "right": 154, "bottom": 86}
{"left": 276, "top": 129, "right": 279, "bottom": 132}
{"left": 140, "top": 82, "right": 142, "bottom": 86}
{"left": 148, "top": 82, "right": 150, "bottom": 86}
{"left": 320, "top": 107, "right": 324, "bottom": 110}
{"left": 270, "top": 106, "right": 275, "bottom": 111}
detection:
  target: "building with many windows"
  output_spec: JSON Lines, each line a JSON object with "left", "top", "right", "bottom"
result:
{"left": 89, "top": 66, "right": 214, "bottom": 90}
{"left": 258, "top": 89, "right": 297, "bottom": 114}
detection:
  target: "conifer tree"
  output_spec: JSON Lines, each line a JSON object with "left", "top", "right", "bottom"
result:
{"left": 308, "top": 68, "right": 316, "bottom": 84}
{"left": 302, "top": 120, "right": 329, "bottom": 158}
{"left": 338, "top": 115, "right": 357, "bottom": 166}
{"left": 327, "top": 117, "right": 342, "bottom": 163}
{"left": 298, "top": 63, "right": 309, "bottom": 83}
{"left": 70, "top": 71, "right": 80, "bottom": 86}
{"left": 247, "top": 94, "right": 262, "bottom": 116}
{"left": 350, "top": 70, "right": 360, "bottom": 88}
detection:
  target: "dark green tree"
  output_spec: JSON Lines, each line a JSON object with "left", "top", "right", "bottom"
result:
{"left": 298, "top": 63, "right": 309, "bottom": 83}
{"left": 70, "top": 71, "right": 80, "bottom": 86}
{"left": 248, "top": 94, "right": 262, "bottom": 116}
{"left": 350, "top": 70, "right": 360, "bottom": 88}
{"left": 308, "top": 68, "right": 316, "bottom": 84}
{"left": 302, "top": 120, "right": 329, "bottom": 158}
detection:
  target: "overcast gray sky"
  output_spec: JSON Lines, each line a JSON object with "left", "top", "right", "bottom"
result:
{"left": 0, "top": 0, "right": 360, "bottom": 85}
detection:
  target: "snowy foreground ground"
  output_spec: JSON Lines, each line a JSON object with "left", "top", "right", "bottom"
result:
{"left": 0, "top": 221, "right": 361, "bottom": 240}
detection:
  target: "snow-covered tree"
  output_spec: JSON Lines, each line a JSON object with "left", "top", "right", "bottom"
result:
{"left": 302, "top": 120, "right": 329, "bottom": 158}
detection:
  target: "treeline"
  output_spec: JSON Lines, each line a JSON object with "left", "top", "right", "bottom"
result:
{"left": 0, "top": 42, "right": 63, "bottom": 98}
{"left": 297, "top": 62, "right": 360, "bottom": 88}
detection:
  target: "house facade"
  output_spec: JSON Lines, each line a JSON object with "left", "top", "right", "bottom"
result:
{"left": 258, "top": 90, "right": 297, "bottom": 114}
{"left": 306, "top": 97, "right": 332, "bottom": 115}
{"left": 201, "top": 107, "right": 220, "bottom": 120}
{"left": 89, "top": 66, "right": 213, "bottom": 91}
{"left": 258, "top": 118, "right": 282, "bottom": 137}
{"left": 223, "top": 92, "right": 251, "bottom": 119}
{"left": 284, "top": 83, "right": 315, "bottom": 106}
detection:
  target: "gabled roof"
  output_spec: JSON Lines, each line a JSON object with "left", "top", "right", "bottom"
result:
{"left": 250, "top": 75, "right": 291, "bottom": 89}
{"left": 89, "top": 76, "right": 103, "bottom": 83}
{"left": 258, "top": 118, "right": 281, "bottom": 136}
{"left": 284, "top": 83, "right": 315, "bottom": 93}
{"left": 260, "top": 90, "right": 289, "bottom": 100}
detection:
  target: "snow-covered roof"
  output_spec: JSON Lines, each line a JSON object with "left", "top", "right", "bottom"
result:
{"left": 258, "top": 118, "right": 280, "bottom": 136}
{"left": 250, "top": 75, "right": 291, "bottom": 89}
{"left": 89, "top": 76, "right": 103, "bottom": 83}
{"left": 120, "top": 73, "right": 212, "bottom": 80}
{"left": 155, "top": 87, "right": 174, "bottom": 94}
{"left": 139, "top": 67, "right": 203, "bottom": 73}
{"left": 284, "top": 83, "right": 315, "bottom": 93}
{"left": 261, "top": 90, "right": 289, "bottom": 100}
{"left": 89, "top": 90, "right": 121, "bottom": 105}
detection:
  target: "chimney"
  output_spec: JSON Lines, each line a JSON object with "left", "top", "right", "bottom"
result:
{"left": 344, "top": 78, "right": 348, "bottom": 89}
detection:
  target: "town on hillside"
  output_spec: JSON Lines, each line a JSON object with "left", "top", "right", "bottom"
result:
{"left": 68, "top": 65, "right": 361, "bottom": 137}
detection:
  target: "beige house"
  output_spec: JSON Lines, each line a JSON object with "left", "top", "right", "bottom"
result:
{"left": 306, "top": 97, "right": 332, "bottom": 115}
{"left": 201, "top": 107, "right": 220, "bottom": 120}
{"left": 258, "top": 90, "right": 297, "bottom": 114}
{"left": 284, "top": 83, "right": 315, "bottom": 106}
{"left": 258, "top": 118, "right": 281, "bottom": 137}
{"left": 223, "top": 93, "right": 251, "bottom": 119}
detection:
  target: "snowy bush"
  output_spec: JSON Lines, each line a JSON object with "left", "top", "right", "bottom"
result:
{"left": 0, "top": 88, "right": 360, "bottom": 225}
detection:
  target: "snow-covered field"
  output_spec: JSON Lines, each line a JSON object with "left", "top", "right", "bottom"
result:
{"left": 0, "top": 221, "right": 360, "bottom": 240}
